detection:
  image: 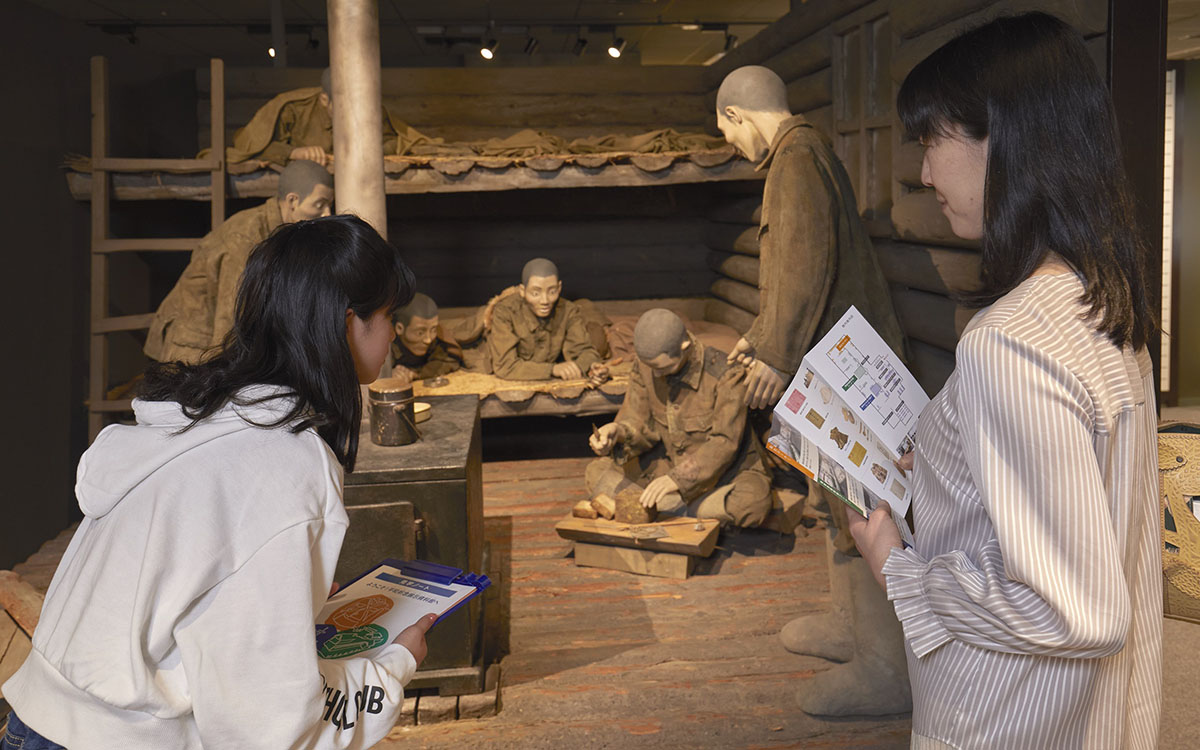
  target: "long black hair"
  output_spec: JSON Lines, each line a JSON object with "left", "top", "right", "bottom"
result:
{"left": 896, "top": 12, "right": 1156, "bottom": 350}
{"left": 140, "top": 214, "right": 415, "bottom": 471}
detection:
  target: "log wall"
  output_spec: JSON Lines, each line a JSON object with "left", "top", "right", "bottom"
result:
{"left": 699, "top": 0, "right": 1109, "bottom": 396}
{"left": 198, "top": 66, "right": 712, "bottom": 147}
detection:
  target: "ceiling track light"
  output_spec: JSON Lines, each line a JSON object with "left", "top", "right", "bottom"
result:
{"left": 480, "top": 38, "right": 498, "bottom": 60}
{"left": 524, "top": 37, "right": 540, "bottom": 55}
{"left": 607, "top": 37, "right": 626, "bottom": 58}
{"left": 573, "top": 36, "right": 588, "bottom": 56}
{"left": 724, "top": 33, "right": 737, "bottom": 52}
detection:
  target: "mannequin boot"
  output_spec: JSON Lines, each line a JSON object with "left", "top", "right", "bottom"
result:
{"left": 779, "top": 531, "right": 854, "bottom": 663}
{"left": 797, "top": 541, "right": 912, "bottom": 717}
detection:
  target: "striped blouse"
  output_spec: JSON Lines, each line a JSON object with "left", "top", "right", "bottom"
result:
{"left": 882, "top": 272, "right": 1161, "bottom": 749}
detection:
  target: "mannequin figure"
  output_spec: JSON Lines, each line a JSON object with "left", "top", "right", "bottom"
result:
{"left": 487, "top": 258, "right": 608, "bottom": 383}
{"left": 586, "top": 309, "right": 772, "bottom": 527}
{"left": 144, "top": 160, "right": 334, "bottom": 364}
{"left": 389, "top": 293, "right": 463, "bottom": 381}
{"left": 716, "top": 65, "right": 908, "bottom": 716}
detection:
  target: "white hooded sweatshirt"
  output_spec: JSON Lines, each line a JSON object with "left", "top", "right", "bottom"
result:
{"left": 3, "top": 387, "right": 416, "bottom": 749}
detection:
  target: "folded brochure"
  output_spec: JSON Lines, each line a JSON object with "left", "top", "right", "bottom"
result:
{"left": 767, "top": 306, "right": 925, "bottom": 547}
{"left": 315, "top": 559, "right": 490, "bottom": 660}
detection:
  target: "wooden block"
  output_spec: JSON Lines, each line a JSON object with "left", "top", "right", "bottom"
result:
{"left": 554, "top": 514, "right": 720, "bottom": 557}
{"left": 591, "top": 494, "right": 616, "bottom": 520}
{"left": 762, "top": 488, "right": 808, "bottom": 534}
{"left": 417, "top": 693, "right": 459, "bottom": 725}
{"left": 572, "top": 500, "right": 599, "bottom": 519}
{"left": 574, "top": 542, "right": 694, "bottom": 579}
{"left": 457, "top": 688, "right": 500, "bottom": 719}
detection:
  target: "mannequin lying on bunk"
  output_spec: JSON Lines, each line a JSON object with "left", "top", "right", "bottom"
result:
{"left": 217, "top": 69, "right": 729, "bottom": 167}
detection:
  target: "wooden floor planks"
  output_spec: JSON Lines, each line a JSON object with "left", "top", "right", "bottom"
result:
{"left": 380, "top": 457, "right": 910, "bottom": 748}
{"left": 8, "top": 456, "right": 911, "bottom": 748}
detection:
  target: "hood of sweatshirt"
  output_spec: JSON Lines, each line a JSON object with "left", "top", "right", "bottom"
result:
{"left": 76, "top": 385, "right": 303, "bottom": 519}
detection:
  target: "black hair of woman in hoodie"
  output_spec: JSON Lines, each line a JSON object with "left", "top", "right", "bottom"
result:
{"left": 139, "top": 214, "right": 415, "bottom": 472}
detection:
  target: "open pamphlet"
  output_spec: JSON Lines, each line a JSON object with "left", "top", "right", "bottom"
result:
{"left": 767, "top": 306, "right": 926, "bottom": 549}
{"left": 315, "top": 559, "right": 490, "bottom": 661}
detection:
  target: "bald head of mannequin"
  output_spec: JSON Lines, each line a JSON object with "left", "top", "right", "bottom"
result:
{"left": 319, "top": 67, "right": 333, "bottom": 114}
{"left": 392, "top": 293, "right": 439, "bottom": 356}
{"left": 715, "top": 65, "right": 793, "bottom": 162}
{"left": 519, "top": 258, "right": 562, "bottom": 319}
{"left": 633, "top": 309, "right": 691, "bottom": 377}
{"left": 276, "top": 160, "right": 334, "bottom": 223}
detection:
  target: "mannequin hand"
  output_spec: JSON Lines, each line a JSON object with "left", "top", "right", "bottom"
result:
{"left": 727, "top": 337, "right": 755, "bottom": 365}
{"left": 846, "top": 501, "right": 903, "bottom": 589}
{"left": 590, "top": 423, "right": 620, "bottom": 455}
{"left": 639, "top": 475, "right": 679, "bottom": 509}
{"left": 289, "top": 146, "right": 327, "bottom": 166}
{"left": 586, "top": 361, "right": 611, "bottom": 387}
{"left": 392, "top": 613, "right": 437, "bottom": 666}
{"left": 391, "top": 365, "right": 417, "bottom": 383}
{"left": 552, "top": 361, "right": 583, "bottom": 380}
{"left": 745, "top": 360, "right": 787, "bottom": 409}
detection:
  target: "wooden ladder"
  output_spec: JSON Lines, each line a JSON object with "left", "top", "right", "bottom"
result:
{"left": 87, "top": 56, "right": 226, "bottom": 441}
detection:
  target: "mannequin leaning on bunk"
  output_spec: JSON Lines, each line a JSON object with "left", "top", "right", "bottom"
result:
{"left": 2, "top": 215, "right": 435, "bottom": 749}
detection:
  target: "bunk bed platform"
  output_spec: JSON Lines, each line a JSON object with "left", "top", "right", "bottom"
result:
{"left": 65, "top": 150, "right": 761, "bottom": 201}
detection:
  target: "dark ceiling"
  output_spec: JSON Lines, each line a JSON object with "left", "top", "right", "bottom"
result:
{"left": 27, "top": 0, "right": 791, "bottom": 67}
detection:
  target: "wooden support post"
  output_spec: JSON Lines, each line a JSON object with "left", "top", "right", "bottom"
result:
{"left": 210, "top": 58, "right": 226, "bottom": 232}
{"left": 89, "top": 56, "right": 110, "bottom": 443}
{"left": 328, "top": 0, "right": 387, "bottom": 238}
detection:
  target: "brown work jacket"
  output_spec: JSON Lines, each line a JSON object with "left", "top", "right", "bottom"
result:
{"left": 748, "top": 115, "right": 905, "bottom": 373}
{"left": 615, "top": 338, "right": 764, "bottom": 502}
{"left": 390, "top": 335, "right": 462, "bottom": 380}
{"left": 215, "top": 88, "right": 403, "bottom": 166}
{"left": 487, "top": 294, "right": 602, "bottom": 380}
{"left": 143, "top": 199, "right": 283, "bottom": 363}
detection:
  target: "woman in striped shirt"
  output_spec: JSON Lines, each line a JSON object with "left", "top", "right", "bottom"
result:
{"left": 848, "top": 13, "right": 1161, "bottom": 749}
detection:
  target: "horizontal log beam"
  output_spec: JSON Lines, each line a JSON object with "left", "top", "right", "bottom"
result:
{"left": 710, "top": 277, "right": 760, "bottom": 315}
{"left": 874, "top": 240, "right": 981, "bottom": 295}
{"left": 706, "top": 0, "right": 875, "bottom": 85}
{"left": 706, "top": 251, "right": 759, "bottom": 286}
{"left": 890, "top": 189, "right": 980, "bottom": 250}
{"left": 762, "top": 27, "right": 833, "bottom": 84}
{"left": 94, "top": 157, "right": 218, "bottom": 173}
{"left": 894, "top": 139, "right": 924, "bottom": 189}
{"left": 706, "top": 224, "right": 760, "bottom": 256}
{"left": 908, "top": 339, "right": 956, "bottom": 397}
{"left": 704, "top": 298, "right": 756, "bottom": 334}
{"left": 891, "top": 285, "right": 975, "bottom": 352}
{"left": 787, "top": 67, "right": 833, "bottom": 117}
{"left": 93, "top": 313, "right": 155, "bottom": 334}
{"left": 710, "top": 197, "right": 762, "bottom": 225}
{"left": 96, "top": 238, "right": 202, "bottom": 253}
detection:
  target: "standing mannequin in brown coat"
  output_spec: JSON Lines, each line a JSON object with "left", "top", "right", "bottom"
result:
{"left": 716, "top": 65, "right": 909, "bottom": 717}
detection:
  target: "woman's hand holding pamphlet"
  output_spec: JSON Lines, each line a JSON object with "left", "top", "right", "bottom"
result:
{"left": 766, "top": 306, "right": 923, "bottom": 550}
{"left": 316, "top": 559, "right": 490, "bottom": 661}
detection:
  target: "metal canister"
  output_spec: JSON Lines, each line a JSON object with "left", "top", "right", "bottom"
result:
{"left": 367, "top": 377, "right": 420, "bottom": 446}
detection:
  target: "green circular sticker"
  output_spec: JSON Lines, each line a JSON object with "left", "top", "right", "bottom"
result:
{"left": 318, "top": 623, "right": 390, "bottom": 659}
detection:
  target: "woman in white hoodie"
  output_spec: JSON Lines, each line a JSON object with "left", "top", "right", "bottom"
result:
{"left": 3, "top": 215, "right": 433, "bottom": 749}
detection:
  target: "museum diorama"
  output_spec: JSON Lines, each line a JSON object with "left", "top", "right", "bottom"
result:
{"left": 3, "top": 0, "right": 1197, "bottom": 747}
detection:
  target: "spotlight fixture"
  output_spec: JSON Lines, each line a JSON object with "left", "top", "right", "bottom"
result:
{"left": 268, "top": 46, "right": 277, "bottom": 58}
{"left": 573, "top": 37, "right": 588, "bottom": 56}
{"left": 680, "top": 23, "right": 701, "bottom": 31}
{"left": 524, "top": 37, "right": 540, "bottom": 54}
{"left": 724, "top": 33, "right": 737, "bottom": 52}
{"left": 480, "top": 38, "right": 498, "bottom": 60}
{"left": 607, "top": 37, "right": 625, "bottom": 58}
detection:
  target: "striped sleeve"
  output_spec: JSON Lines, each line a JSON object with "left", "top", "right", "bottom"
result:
{"left": 883, "top": 325, "right": 1131, "bottom": 660}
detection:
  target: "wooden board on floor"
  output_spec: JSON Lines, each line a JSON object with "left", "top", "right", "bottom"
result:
{"left": 574, "top": 542, "right": 694, "bottom": 579}
{"left": 554, "top": 515, "right": 720, "bottom": 557}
